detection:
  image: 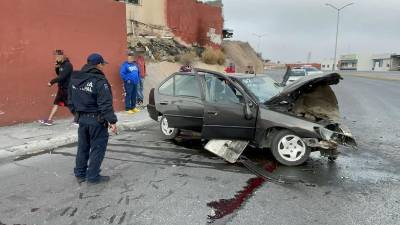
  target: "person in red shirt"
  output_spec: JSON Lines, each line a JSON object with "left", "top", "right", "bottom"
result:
{"left": 136, "top": 53, "right": 146, "bottom": 105}
{"left": 224, "top": 62, "right": 236, "bottom": 74}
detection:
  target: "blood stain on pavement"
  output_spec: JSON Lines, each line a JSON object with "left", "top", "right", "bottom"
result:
{"left": 207, "top": 161, "right": 277, "bottom": 223}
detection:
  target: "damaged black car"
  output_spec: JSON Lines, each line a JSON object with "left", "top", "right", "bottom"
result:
{"left": 147, "top": 69, "right": 357, "bottom": 166}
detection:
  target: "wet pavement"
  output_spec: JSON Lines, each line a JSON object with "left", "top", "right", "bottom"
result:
{"left": 0, "top": 75, "right": 400, "bottom": 225}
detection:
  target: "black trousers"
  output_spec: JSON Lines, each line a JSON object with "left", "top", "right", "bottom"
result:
{"left": 74, "top": 115, "right": 109, "bottom": 182}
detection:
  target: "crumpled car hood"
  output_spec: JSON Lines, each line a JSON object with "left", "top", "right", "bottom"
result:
{"left": 266, "top": 73, "right": 342, "bottom": 106}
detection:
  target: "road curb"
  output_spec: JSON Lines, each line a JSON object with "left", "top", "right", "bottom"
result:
{"left": 341, "top": 73, "right": 400, "bottom": 81}
{"left": 0, "top": 118, "right": 155, "bottom": 161}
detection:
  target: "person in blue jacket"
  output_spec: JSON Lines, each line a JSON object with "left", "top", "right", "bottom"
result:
{"left": 120, "top": 51, "right": 141, "bottom": 113}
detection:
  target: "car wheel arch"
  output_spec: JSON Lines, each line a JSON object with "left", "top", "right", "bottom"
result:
{"left": 260, "top": 127, "right": 298, "bottom": 149}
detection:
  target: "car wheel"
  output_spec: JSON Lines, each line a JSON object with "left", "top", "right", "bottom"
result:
{"left": 271, "top": 130, "right": 310, "bottom": 166}
{"left": 160, "top": 116, "right": 179, "bottom": 139}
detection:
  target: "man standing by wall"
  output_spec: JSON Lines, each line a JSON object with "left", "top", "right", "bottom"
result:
{"left": 136, "top": 51, "right": 146, "bottom": 106}
{"left": 68, "top": 53, "right": 118, "bottom": 184}
{"left": 39, "top": 50, "right": 73, "bottom": 126}
{"left": 119, "top": 51, "right": 140, "bottom": 113}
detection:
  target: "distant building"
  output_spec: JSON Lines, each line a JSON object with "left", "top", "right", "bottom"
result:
{"left": 321, "top": 58, "right": 335, "bottom": 71}
{"left": 371, "top": 53, "right": 400, "bottom": 71}
{"left": 337, "top": 54, "right": 369, "bottom": 71}
{"left": 334, "top": 53, "right": 400, "bottom": 71}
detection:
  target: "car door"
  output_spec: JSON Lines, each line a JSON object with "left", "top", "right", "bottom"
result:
{"left": 157, "top": 73, "right": 204, "bottom": 131}
{"left": 201, "top": 73, "right": 257, "bottom": 140}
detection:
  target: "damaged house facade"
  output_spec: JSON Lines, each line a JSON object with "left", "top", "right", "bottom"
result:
{"left": 121, "top": 0, "right": 224, "bottom": 48}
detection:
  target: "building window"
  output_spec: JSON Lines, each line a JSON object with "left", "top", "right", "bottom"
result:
{"left": 327, "top": 65, "right": 330, "bottom": 68}
{"left": 378, "top": 60, "right": 383, "bottom": 67}
{"left": 322, "top": 65, "right": 325, "bottom": 68}
{"left": 124, "top": 0, "right": 140, "bottom": 5}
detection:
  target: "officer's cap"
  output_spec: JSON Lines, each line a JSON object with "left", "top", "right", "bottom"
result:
{"left": 87, "top": 53, "right": 108, "bottom": 65}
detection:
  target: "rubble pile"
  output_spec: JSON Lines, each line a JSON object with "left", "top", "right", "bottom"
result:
{"left": 130, "top": 37, "right": 194, "bottom": 62}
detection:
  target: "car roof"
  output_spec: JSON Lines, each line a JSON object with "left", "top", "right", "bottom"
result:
{"left": 178, "top": 68, "right": 273, "bottom": 81}
{"left": 227, "top": 73, "right": 270, "bottom": 78}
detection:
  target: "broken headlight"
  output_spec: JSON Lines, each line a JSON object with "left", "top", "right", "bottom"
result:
{"left": 314, "top": 127, "right": 357, "bottom": 148}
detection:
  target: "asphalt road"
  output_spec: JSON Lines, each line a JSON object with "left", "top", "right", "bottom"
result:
{"left": 1, "top": 73, "right": 400, "bottom": 225}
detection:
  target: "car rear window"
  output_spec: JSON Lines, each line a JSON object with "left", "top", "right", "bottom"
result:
{"left": 159, "top": 74, "right": 201, "bottom": 98}
{"left": 304, "top": 67, "right": 319, "bottom": 72}
{"left": 174, "top": 75, "right": 201, "bottom": 98}
{"left": 290, "top": 69, "right": 306, "bottom": 76}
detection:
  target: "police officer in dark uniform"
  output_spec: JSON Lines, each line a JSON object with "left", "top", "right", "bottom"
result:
{"left": 68, "top": 53, "right": 118, "bottom": 184}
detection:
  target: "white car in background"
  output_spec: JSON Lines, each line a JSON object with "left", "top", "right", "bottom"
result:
{"left": 283, "top": 66, "right": 324, "bottom": 85}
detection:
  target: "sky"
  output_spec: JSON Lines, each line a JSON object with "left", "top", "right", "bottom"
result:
{"left": 222, "top": 0, "right": 400, "bottom": 63}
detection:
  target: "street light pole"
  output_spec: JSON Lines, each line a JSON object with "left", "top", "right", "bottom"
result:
{"left": 326, "top": 2, "right": 354, "bottom": 71}
{"left": 252, "top": 33, "right": 267, "bottom": 56}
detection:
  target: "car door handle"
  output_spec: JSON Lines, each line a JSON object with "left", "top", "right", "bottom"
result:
{"left": 160, "top": 101, "right": 169, "bottom": 105}
{"left": 207, "top": 111, "right": 218, "bottom": 116}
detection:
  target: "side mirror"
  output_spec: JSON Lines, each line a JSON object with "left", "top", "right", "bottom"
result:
{"left": 244, "top": 101, "right": 253, "bottom": 120}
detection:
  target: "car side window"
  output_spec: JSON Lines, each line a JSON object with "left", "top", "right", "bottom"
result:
{"left": 159, "top": 74, "right": 201, "bottom": 98}
{"left": 204, "top": 74, "right": 243, "bottom": 104}
{"left": 174, "top": 75, "right": 201, "bottom": 98}
{"left": 159, "top": 76, "right": 174, "bottom": 96}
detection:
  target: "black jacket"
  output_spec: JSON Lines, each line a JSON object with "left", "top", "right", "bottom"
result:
{"left": 50, "top": 59, "right": 73, "bottom": 89}
{"left": 68, "top": 64, "right": 118, "bottom": 124}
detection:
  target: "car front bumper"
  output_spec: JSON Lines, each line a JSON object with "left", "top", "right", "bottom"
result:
{"left": 303, "top": 125, "right": 357, "bottom": 150}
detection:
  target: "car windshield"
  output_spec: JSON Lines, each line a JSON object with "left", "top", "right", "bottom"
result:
{"left": 304, "top": 67, "right": 319, "bottom": 72}
{"left": 238, "top": 76, "right": 282, "bottom": 103}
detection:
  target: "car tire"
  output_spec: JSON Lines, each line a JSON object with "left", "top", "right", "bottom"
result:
{"left": 271, "top": 130, "right": 310, "bottom": 166}
{"left": 159, "top": 116, "right": 180, "bottom": 139}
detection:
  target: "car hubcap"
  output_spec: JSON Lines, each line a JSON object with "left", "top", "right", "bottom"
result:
{"left": 161, "top": 117, "right": 174, "bottom": 135}
{"left": 278, "top": 135, "right": 306, "bottom": 162}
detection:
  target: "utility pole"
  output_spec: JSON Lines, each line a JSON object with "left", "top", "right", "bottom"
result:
{"left": 307, "top": 52, "right": 312, "bottom": 63}
{"left": 325, "top": 2, "right": 354, "bottom": 71}
{"left": 252, "top": 33, "right": 267, "bottom": 57}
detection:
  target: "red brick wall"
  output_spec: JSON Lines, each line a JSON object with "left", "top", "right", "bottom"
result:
{"left": 166, "top": 0, "right": 223, "bottom": 47}
{"left": 0, "top": 0, "right": 127, "bottom": 126}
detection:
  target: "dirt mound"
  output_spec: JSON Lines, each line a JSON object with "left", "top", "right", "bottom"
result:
{"left": 222, "top": 40, "right": 264, "bottom": 74}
